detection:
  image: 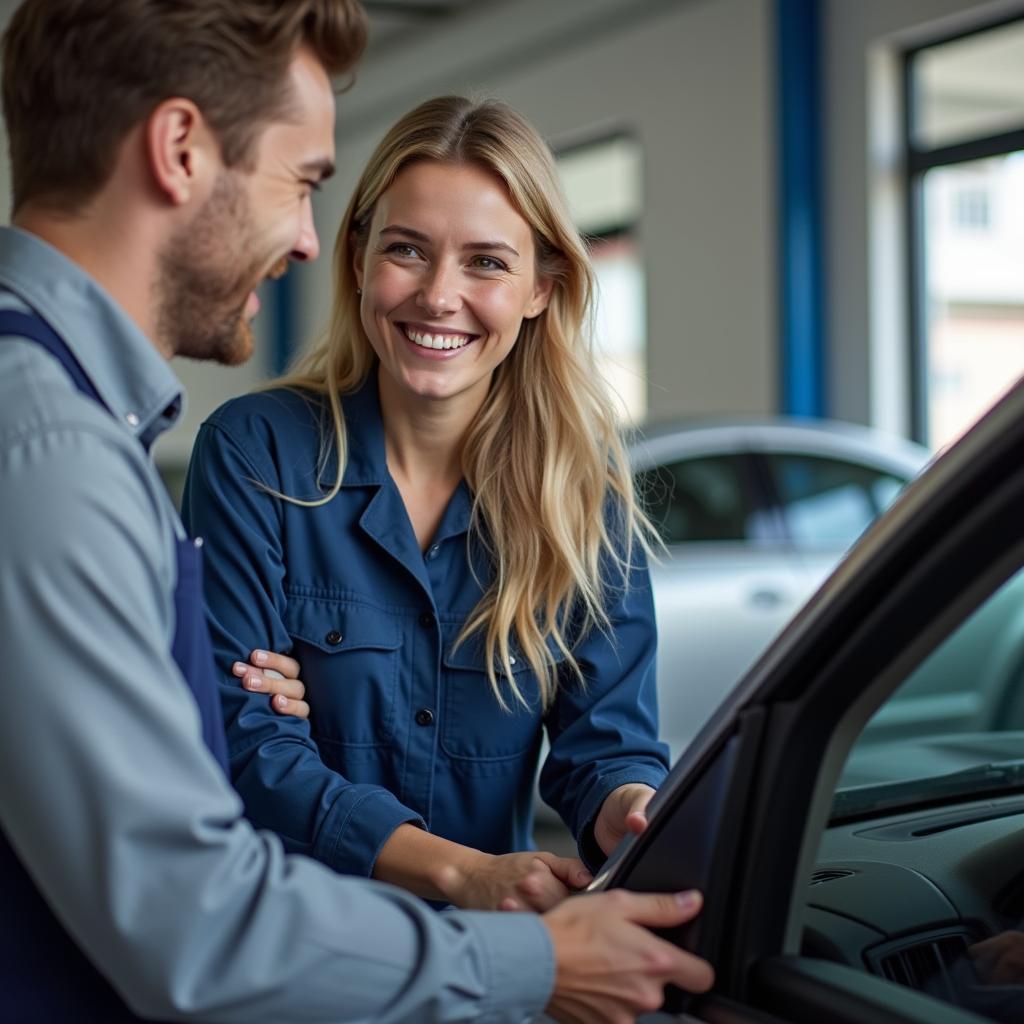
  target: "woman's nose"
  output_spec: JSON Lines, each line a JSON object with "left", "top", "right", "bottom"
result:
{"left": 416, "top": 261, "right": 461, "bottom": 315}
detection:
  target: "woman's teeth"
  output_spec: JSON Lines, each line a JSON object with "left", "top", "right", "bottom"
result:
{"left": 404, "top": 326, "right": 472, "bottom": 351}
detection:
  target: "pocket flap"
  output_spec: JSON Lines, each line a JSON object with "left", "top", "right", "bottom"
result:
{"left": 284, "top": 597, "right": 401, "bottom": 653}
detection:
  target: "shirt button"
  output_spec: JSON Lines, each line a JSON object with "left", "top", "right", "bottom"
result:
{"left": 418, "top": 612, "right": 436, "bottom": 628}
{"left": 427, "top": 544, "right": 440, "bottom": 560}
{"left": 124, "top": 411, "right": 140, "bottom": 427}
{"left": 325, "top": 630, "right": 343, "bottom": 645}
{"left": 415, "top": 708, "right": 435, "bottom": 727}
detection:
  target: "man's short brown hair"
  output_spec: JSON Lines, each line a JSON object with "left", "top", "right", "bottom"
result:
{"left": 2, "top": 0, "right": 367, "bottom": 214}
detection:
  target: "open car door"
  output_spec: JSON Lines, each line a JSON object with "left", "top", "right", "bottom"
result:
{"left": 594, "top": 378, "right": 1024, "bottom": 1024}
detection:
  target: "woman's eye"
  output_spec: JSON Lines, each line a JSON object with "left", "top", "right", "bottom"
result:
{"left": 471, "top": 255, "right": 507, "bottom": 271}
{"left": 385, "top": 242, "right": 421, "bottom": 259}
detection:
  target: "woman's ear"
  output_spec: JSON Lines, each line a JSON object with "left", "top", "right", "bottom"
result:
{"left": 524, "top": 275, "right": 554, "bottom": 319}
{"left": 145, "top": 97, "right": 214, "bottom": 207}
{"left": 351, "top": 232, "right": 365, "bottom": 293}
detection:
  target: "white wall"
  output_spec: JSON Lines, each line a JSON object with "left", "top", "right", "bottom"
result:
{"left": 824, "top": 0, "right": 1024, "bottom": 434}
{"left": 297, "top": 0, "right": 776, "bottom": 425}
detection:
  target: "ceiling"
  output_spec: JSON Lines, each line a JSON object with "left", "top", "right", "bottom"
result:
{"left": 362, "top": 0, "right": 510, "bottom": 50}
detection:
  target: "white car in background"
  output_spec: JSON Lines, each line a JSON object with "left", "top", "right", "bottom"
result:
{"left": 630, "top": 419, "right": 931, "bottom": 759}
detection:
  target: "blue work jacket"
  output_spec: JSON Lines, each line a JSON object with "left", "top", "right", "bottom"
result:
{"left": 182, "top": 374, "right": 669, "bottom": 877}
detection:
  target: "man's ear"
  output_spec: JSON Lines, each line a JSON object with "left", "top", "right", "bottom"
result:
{"left": 145, "top": 98, "right": 216, "bottom": 207}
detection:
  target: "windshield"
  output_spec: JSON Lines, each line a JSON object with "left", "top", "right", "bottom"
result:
{"left": 832, "top": 563, "right": 1024, "bottom": 820}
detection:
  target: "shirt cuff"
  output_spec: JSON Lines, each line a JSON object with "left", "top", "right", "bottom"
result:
{"left": 456, "top": 909, "right": 555, "bottom": 1022}
{"left": 318, "top": 786, "right": 424, "bottom": 878}
{"left": 574, "top": 766, "right": 668, "bottom": 873}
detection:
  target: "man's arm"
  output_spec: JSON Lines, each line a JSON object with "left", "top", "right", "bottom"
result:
{"left": 0, "top": 418, "right": 555, "bottom": 1022}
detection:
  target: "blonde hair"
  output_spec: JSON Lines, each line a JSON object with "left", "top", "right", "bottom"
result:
{"left": 274, "top": 95, "right": 655, "bottom": 710}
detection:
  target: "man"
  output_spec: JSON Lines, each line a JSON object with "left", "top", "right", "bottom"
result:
{"left": 0, "top": 1, "right": 713, "bottom": 1021}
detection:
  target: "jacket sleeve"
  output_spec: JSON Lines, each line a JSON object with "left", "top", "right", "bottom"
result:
{"left": 538, "top": 542, "right": 670, "bottom": 870}
{"left": 183, "top": 414, "right": 423, "bottom": 878}
{"left": 0, "top": 415, "right": 554, "bottom": 1023}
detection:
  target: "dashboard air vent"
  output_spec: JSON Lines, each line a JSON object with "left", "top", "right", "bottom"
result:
{"left": 869, "top": 931, "right": 970, "bottom": 991}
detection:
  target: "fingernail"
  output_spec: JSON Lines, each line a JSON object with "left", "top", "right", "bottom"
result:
{"left": 274, "top": 695, "right": 287, "bottom": 709}
{"left": 244, "top": 674, "right": 263, "bottom": 690}
{"left": 677, "top": 890, "right": 701, "bottom": 910}
{"left": 252, "top": 650, "right": 268, "bottom": 665}
{"left": 232, "top": 662, "right": 246, "bottom": 676}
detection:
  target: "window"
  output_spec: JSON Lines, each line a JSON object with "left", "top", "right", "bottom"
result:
{"left": 906, "top": 18, "right": 1024, "bottom": 450}
{"left": 636, "top": 455, "right": 761, "bottom": 545}
{"left": 557, "top": 135, "right": 646, "bottom": 424}
{"left": 767, "top": 454, "right": 906, "bottom": 548}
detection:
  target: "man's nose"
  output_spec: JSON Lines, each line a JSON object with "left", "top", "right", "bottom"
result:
{"left": 290, "top": 203, "right": 320, "bottom": 263}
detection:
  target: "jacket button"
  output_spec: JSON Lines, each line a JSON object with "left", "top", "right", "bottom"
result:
{"left": 415, "top": 708, "right": 435, "bottom": 727}
{"left": 418, "top": 612, "right": 436, "bottom": 628}
{"left": 325, "top": 630, "right": 343, "bottom": 645}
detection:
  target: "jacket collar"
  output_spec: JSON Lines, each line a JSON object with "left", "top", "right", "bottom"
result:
{"left": 0, "top": 226, "right": 184, "bottom": 449}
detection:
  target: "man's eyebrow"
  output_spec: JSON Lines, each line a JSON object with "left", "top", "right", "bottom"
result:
{"left": 380, "top": 225, "right": 519, "bottom": 257}
{"left": 299, "top": 157, "right": 335, "bottom": 181}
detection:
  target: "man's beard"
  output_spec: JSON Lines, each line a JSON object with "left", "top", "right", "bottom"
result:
{"left": 156, "top": 172, "right": 271, "bottom": 366}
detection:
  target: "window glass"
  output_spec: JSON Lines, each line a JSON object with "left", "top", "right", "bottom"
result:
{"left": 769, "top": 454, "right": 905, "bottom": 547}
{"left": 912, "top": 19, "right": 1024, "bottom": 150}
{"left": 920, "top": 154, "right": 1024, "bottom": 449}
{"left": 635, "top": 454, "right": 760, "bottom": 545}
{"left": 557, "top": 136, "right": 646, "bottom": 423}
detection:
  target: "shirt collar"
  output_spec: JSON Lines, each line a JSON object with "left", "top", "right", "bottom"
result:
{"left": 339, "top": 367, "right": 473, "bottom": 542}
{"left": 0, "top": 226, "right": 184, "bottom": 448}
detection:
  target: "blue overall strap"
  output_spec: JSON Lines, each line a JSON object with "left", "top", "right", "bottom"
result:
{"left": 0, "top": 309, "right": 106, "bottom": 408}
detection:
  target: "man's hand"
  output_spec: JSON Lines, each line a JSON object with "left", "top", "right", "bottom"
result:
{"left": 232, "top": 649, "right": 310, "bottom": 719}
{"left": 970, "top": 931, "right": 1024, "bottom": 985}
{"left": 543, "top": 889, "right": 714, "bottom": 1022}
{"left": 593, "top": 783, "right": 656, "bottom": 856}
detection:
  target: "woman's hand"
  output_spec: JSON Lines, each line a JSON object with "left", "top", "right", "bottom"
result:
{"left": 437, "top": 848, "right": 594, "bottom": 912}
{"left": 232, "top": 650, "right": 310, "bottom": 719}
{"left": 593, "top": 783, "right": 656, "bottom": 856}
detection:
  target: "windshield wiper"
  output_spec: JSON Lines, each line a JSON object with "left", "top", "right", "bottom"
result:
{"left": 830, "top": 759, "right": 1024, "bottom": 823}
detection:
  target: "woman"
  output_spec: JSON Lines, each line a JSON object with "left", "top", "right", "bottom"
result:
{"left": 183, "top": 96, "right": 669, "bottom": 912}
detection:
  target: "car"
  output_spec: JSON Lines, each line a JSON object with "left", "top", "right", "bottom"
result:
{"left": 629, "top": 418, "right": 931, "bottom": 758}
{"left": 591, "top": 377, "right": 1024, "bottom": 1023}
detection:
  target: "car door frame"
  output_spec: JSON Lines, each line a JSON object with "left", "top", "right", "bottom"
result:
{"left": 602, "top": 387, "right": 1024, "bottom": 1023}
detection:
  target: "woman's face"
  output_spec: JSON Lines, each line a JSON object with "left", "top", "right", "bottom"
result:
{"left": 354, "top": 160, "right": 552, "bottom": 408}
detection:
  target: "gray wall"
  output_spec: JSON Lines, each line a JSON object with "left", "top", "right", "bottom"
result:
{"left": 298, "top": 0, "right": 775, "bottom": 426}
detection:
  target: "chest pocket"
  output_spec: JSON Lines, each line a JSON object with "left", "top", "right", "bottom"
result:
{"left": 439, "top": 630, "right": 549, "bottom": 763}
{"left": 284, "top": 596, "right": 402, "bottom": 749}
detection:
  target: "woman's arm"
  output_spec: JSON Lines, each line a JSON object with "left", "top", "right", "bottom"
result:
{"left": 183, "top": 413, "right": 423, "bottom": 879}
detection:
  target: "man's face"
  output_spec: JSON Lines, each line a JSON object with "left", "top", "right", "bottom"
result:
{"left": 158, "top": 47, "right": 336, "bottom": 365}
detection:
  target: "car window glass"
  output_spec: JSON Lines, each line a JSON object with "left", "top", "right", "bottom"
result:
{"left": 804, "top": 562, "right": 1024, "bottom": 1020}
{"left": 768, "top": 454, "right": 907, "bottom": 548}
{"left": 635, "top": 454, "right": 765, "bottom": 544}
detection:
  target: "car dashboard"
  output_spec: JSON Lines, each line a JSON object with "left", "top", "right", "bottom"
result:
{"left": 805, "top": 792, "right": 1024, "bottom": 1014}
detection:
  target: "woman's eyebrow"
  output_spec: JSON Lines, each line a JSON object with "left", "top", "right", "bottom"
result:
{"left": 379, "top": 225, "right": 519, "bottom": 258}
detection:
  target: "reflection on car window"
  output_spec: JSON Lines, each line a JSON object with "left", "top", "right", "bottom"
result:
{"left": 635, "top": 454, "right": 763, "bottom": 544}
{"left": 839, "top": 563, "right": 1024, "bottom": 797}
{"left": 768, "top": 455, "right": 906, "bottom": 548}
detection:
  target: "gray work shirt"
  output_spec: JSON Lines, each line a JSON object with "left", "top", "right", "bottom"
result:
{"left": 0, "top": 225, "right": 554, "bottom": 1023}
